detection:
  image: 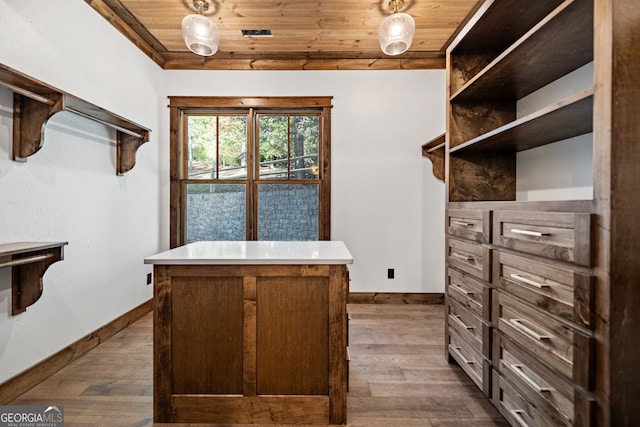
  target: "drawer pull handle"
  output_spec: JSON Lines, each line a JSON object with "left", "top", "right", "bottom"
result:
{"left": 509, "top": 318, "right": 553, "bottom": 340}
{"left": 510, "top": 228, "right": 550, "bottom": 237}
{"left": 510, "top": 409, "right": 531, "bottom": 427}
{"left": 454, "top": 347, "right": 475, "bottom": 365}
{"left": 510, "top": 273, "right": 549, "bottom": 289}
{"left": 452, "top": 220, "right": 472, "bottom": 227}
{"left": 452, "top": 252, "right": 474, "bottom": 261}
{"left": 451, "top": 314, "right": 474, "bottom": 330}
{"left": 509, "top": 363, "right": 553, "bottom": 393}
{"left": 454, "top": 284, "right": 474, "bottom": 295}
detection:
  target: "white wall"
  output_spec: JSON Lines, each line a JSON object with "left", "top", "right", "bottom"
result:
{"left": 0, "top": 0, "right": 164, "bottom": 383}
{"left": 516, "top": 63, "right": 594, "bottom": 201}
{"left": 164, "top": 70, "right": 446, "bottom": 293}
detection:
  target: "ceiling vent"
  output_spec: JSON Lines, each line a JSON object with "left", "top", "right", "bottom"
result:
{"left": 242, "top": 29, "right": 273, "bottom": 37}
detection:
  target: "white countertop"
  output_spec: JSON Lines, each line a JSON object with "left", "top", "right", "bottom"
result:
{"left": 144, "top": 241, "right": 353, "bottom": 265}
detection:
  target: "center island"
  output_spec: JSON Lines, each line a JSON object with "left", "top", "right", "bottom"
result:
{"left": 144, "top": 241, "right": 353, "bottom": 425}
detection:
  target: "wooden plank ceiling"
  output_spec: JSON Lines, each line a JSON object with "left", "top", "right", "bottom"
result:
{"left": 85, "top": 0, "right": 480, "bottom": 70}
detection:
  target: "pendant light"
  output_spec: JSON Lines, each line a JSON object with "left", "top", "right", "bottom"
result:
{"left": 378, "top": 0, "right": 415, "bottom": 56}
{"left": 182, "top": 0, "right": 220, "bottom": 56}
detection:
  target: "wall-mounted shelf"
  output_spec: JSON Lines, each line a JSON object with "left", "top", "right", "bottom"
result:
{"left": 0, "top": 242, "right": 68, "bottom": 315}
{"left": 421, "top": 133, "right": 445, "bottom": 181}
{"left": 0, "top": 63, "right": 150, "bottom": 175}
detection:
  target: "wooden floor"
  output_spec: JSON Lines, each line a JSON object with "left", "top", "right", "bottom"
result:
{"left": 10, "top": 304, "right": 507, "bottom": 426}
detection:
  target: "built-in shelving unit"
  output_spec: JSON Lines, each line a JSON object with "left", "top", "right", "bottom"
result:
{"left": 0, "top": 242, "right": 68, "bottom": 315}
{"left": 0, "top": 64, "right": 150, "bottom": 175}
{"left": 441, "top": 0, "right": 640, "bottom": 425}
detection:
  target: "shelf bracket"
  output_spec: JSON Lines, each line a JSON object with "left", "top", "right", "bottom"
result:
{"left": 421, "top": 133, "right": 445, "bottom": 182}
{"left": 0, "top": 242, "right": 68, "bottom": 315}
{"left": 117, "top": 130, "right": 149, "bottom": 175}
{"left": 12, "top": 93, "right": 64, "bottom": 161}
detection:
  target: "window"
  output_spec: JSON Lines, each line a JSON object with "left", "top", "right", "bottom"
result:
{"left": 169, "top": 97, "right": 332, "bottom": 247}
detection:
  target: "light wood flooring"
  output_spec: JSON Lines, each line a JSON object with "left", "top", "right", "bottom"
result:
{"left": 10, "top": 304, "right": 508, "bottom": 426}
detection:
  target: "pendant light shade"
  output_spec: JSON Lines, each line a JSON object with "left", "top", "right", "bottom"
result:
{"left": 182, "top": 0, "right": 219, "bottom": 56}
{"left": 378, "top": 0, "right": 415, "bottom": 56}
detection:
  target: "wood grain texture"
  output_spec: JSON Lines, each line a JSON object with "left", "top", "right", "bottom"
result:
{"left": 493, "top": 330, "right": 595, "bottom": 427}
{"left": 153, "top": 263, "right": 347, "bottom": 424}
{"left": 256, "top": 276, "right": 329, "bottom": 395}
{"left": 447, "top": 237, "right": 491, "bottom": 282}
{"left": 9, "top": 304, "right": 508, "bottom": 426}
{"left": 348, "top": 292, "right": 444, "bottom": 305}
{"left": 171, "top": 276, "right": 244, "bottom": 394}
{"left": 493, "top": 251, "right": 595, "bottom": 329}
{"left": 594, "top": 0, "right": 640, "bottom": 424}
{"left": 84, "top": 0, "right": 478, "bottom": 70}
{"left": 493, "top": 210, "right": 592, "bottom": 267}
{"left": 153, "top": 265, "right": 172, "bottom": 422}
{"left": 0, "top": 299, "right": 152, "bottom": 405}
{"left": 243, "top": 276, "right": 257, "bottom": 397}
{"left": 116, "top": 130, "right": 149, "bottom": 175}
{"left": 447, "top": 208, "right": 492, "bottom": 243}
{"left": 448, "top": 152, "right": 516, "bottom": 202}
{"left": 453, "top": 0, "right": 593, "bottom": 102}
{"left": 422, "top": 133, "right": 445, "bottom": 182}
{"left": 328, "top": 265, "right": 348, "bottom": 424}
{"left": 12, "top": 93, "right": 62, "bottom": 160}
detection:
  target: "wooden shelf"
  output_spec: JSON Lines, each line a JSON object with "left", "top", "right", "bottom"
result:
{"left": 450, "top": 89, "right": 593, "bottom": 154}
{"left": 452, "top": 1, "right": 564, "bottom": 54}
{"left": 421, "top": 133, "right": 445, "bottom": 181}
{"left": 450, "top": 0, "right": 593, "bottom": 102}
{"left": 0, "top": 64, "right": 150, "bottom": 175}
{"left": 0, "top": 242, "right": 68, "bottom": 315}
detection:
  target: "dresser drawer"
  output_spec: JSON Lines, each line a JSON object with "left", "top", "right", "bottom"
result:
{"left": 494, "top": 251, "right": 594, "bottom": 328}
{"left": 493, "top": 332, "right": 595, "bottom": 427}
{"left": 493, "top": 291, "right": 593, "bottom": 389}
{"left": 493, "top": 371, "right": 561, "bottom": 427}
{"left": 448, "top": 237, "right": 491, "bottom": 281}
{"left": 448, "top": 328, "right": 486, "bottom": 392}
{"left": 447, "top": 208, "right": 491, "bottom": 243}
{"left": 447, "top": 267, "right": 490, "bottom": 319}
{"left": 448, "top": 297, "right": 490, "bottom": 358}
{"left": 493, "top": 211, "right": 591, "bottom": 267}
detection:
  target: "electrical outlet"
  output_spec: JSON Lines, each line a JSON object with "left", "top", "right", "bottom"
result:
{"left": 147, "top": 273, "right": 152, "bottom": 285}
{"left": 387, "top": 268, "right": 395, "bottom": 279}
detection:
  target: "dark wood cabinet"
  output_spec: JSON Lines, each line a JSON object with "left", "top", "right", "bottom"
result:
{"left": 152, "top": 263, "right": 349, "bottom": 425}
{"left": 443, "top": 0, "right": 640, "bottom": 425}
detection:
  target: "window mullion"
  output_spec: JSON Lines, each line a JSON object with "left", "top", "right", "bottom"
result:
{"left": 247, "top": 108, "right": 256, "bottom": 240}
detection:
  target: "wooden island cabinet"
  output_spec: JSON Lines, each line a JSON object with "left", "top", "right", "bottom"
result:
{"left": 144, "top": 241, "right": 352, "bottom": 425}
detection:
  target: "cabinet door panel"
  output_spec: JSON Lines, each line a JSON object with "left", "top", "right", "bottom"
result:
{"left": 256, "top": 277, "right": 329, "bottom": 395}
{"left": 171, "top": 276, "right": 244, "bottom": 394}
